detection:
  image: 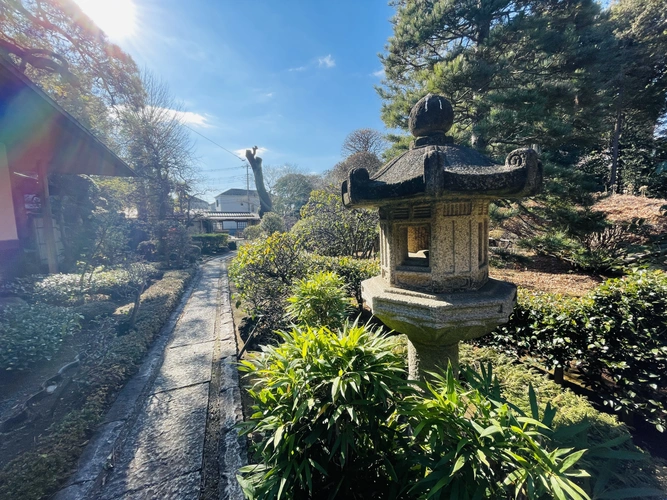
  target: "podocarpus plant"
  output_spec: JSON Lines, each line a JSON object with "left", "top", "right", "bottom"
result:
{"left": 285, "top": 271, "right": 352, "bottom": 330}
{"left": 237, "top": 323, "right": 410, "bottom": 500}
{"left": 237, "top": 323, "right": 594, "bottom": 500}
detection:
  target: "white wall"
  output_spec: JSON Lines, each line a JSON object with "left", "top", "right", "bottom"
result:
{"left": 214, "top": 193, "right": 261, "bottom": 213}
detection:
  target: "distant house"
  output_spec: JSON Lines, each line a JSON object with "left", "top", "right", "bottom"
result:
{"left": 192, "top": 211, "right": 260, "bottom": 237}
{"left": 187, "top": 196, "right": 212, "bottom": 211}
{"left": 213, "top": 188, "right": 260, "bottom": 213}
{"left": 0, "top": 57, "right": 134, "bottom": 277}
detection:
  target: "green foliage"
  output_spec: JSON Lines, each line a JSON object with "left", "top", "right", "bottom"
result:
{"left": 583, "top": 271, "right": 667, "bottom": 432}
{"left": 229, "top": 232, "right": 306, "bottom": 328}
{"left": 243, "top": 225, "right": 264, "bottom": 241}
{"left": 286, "top": 272, "right": 352, "bottom": 330}
{"left": 460, "top": 345, "right": 666, "bottom": 497}
{"left": 0, "top": 269, "right": 194, "bottom": 500}
{"left": 152, "top": 221, "right": 198, "bottom": 267}
{"left": 4, "top": 263, "right": 161, "bottom": 306}
{"left": 0, "top": 303, "right": 82, "bottom": 370}
{"left": 293, "top": 190, "right": 378, "bottom": 259}
{"left": 237, "top": 323, "right": 410, "bottom": 500}
{"left": 483, "top": 271, "right": 667, "bottom": 431}
{"left": 74, "top": 300, "right": 118, "bottom": 322}
{"left": 192, "top": 233, "right": 229, "bottom": 254}
{"left": 406, "top": 368, "right": 591, "bottom": 500}
{"left": 272, "top": 174, "right": 315, "bottom": 218}
{"left": 260, "top": 212, "right": 287, "bottom": 235}
{"left": 487, "top": 290, "right": 591, "bottom": 370}
{"left": 238, "top": 326, "right": 598, "bottom": 499}
{"left": 309, "top": 255, "right": 380, "bottom": 309}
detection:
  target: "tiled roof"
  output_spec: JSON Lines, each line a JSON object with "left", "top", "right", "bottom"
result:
{"left": 201, "top": 212, "right": 260, "bottom": 220}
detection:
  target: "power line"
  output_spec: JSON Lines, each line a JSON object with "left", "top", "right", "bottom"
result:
{"left": 182, "top": 123, "right": 247, "bottom": 162}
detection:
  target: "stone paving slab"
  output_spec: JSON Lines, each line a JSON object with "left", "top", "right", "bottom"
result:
{"left": 99, "top": 382, "right": 210, "bottom": 500}
{"left": 152, "top": 341, "right": 215, "bottom": 393}
{"left": 106, "top": 471, "right": 202, "bottom": 500}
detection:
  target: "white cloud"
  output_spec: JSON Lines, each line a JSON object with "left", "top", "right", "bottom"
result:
{"left": 372, "top": 69, "right": 385, "bottom": 78}
{"left": 265, "top": 92, "right": 274, "bottom": 98}
{"left": 288, "top": 66, "right": 306, "bottom": 72}
{"left": 318, "top": 54, "right": 335, "bottom": 68}
{"left": 233, "top": 146, "right": 269, "bottom": 157}
{"left": 161, "top": 109, "right": 212, "bottom": 128}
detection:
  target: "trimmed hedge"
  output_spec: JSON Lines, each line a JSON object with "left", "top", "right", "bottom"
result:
{"left": 1, "top": 263, "right": 161, "bottom": 306}
{"left": 0, "top": 304, "right": 82, "bottom": 371}
{"left": 192, "top": 233, "right": 229, "bottom": 254}
{"left": 0, "top": 268, "right": 195, "bottom": 500}
{"left": 482, "top": 270, "right": 667, "bottom": 432}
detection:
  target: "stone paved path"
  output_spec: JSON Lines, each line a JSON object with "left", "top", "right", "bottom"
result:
{"left": 55, "top": 257, "right": 245, "bottom": 500}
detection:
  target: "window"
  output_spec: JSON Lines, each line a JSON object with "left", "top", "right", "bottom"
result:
{"left": 237, "top": 221, "right": 248, "bottom": 229}
{"left": 400, "top": 224, "right": 430, "bottom": 268}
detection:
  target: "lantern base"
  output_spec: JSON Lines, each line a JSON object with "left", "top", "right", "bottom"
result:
{"left": 362, "top": 276, "right": 517, "bottom": 380}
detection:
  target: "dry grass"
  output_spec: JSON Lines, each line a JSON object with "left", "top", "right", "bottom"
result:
{"left": 490, "top": 267, "right": 602, "bottom": 296}
{"left": 593, "top": 194, "right": 667, "bottom": 232}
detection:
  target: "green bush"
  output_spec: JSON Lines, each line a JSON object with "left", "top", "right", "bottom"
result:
{"left": 582, "top": 271, "right": 667, "bottom": 431}
{"left": 74, "top": 300, "right": 118, "bottom": 322}
{"left": 228, "top": 240, "right": 237, "bottom": 251}
{"left": 260, "top": 212, "right": 286, "bottom": 235}
{"left": 229, "top": 232, "right": 306, "bottom": 330}
{"left": 242, "top": 225, "right": 264, "bottom": 240}
{"left": 482, "top": 270, "right": 667, "bottom": 432}
{"left": 192, "top": 233, "right": 229, "bottom": 254}
{"left": 286, "top": 271, "right": 352, "bottom": 330}
{"left": 482, "top": 289, "right": 591, "bottom": 371}
{"left": 310, "top": 255, "right": 380, "bottom": 308}
{"left": 0, "top": 303, "right": 82, "bottom": 370}
{"left": 237, "top": 323, "right": 410, "bottom": 499}
{"left": 238, "top": 325, "right": 598, "bottom": 499}
{"left": 4, "top": 263, "right": 161, "bottom": 306}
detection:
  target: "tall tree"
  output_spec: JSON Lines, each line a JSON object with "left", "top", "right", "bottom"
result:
{"left": 379, "top": 0, "right": 607, "bottom": 160}
{"left": 272, "top": 173, "right": 316, "bottom": 218}
{"left": 116, "top": 72, "right": 196, "bottom": 222}
{"left": 0, "top": 0, "right": 142, "bottom": 132}
{"left": 604, "top": 0, "right": 667, "bottom": 190}
{"left": 341, "top": 128, "right": 388, "bottom": 158}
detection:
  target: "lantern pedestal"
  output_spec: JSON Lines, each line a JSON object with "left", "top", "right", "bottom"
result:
{"left": 362, "top": 276, "right": 516, "bottom": 378}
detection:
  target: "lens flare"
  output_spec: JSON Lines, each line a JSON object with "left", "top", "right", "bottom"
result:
{"left": 73, "top": 0, "right": 137, "bottom": 41}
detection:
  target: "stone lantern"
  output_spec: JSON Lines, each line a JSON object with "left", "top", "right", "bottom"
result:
{"left": 342, "top": 94, "right": 542, "bottom": 380}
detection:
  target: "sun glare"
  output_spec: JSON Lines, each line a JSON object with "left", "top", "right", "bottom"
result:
{"left": 73, "top": 0, "right": 138, "bottom": 41}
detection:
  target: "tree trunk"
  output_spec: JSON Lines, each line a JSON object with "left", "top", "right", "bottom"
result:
{"left": 245, "top": 147, "right": 273, "bottom": 216}
{"left": 610, "top": 87, "right": 624, "bottom": 192}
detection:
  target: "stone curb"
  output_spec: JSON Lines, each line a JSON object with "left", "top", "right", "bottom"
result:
{"left": 53, "top": 259, "right": 219, "bottom": 500}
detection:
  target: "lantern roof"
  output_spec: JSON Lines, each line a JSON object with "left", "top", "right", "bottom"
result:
{"left": 342, "top": 94, "right": 541, "bottom": 208}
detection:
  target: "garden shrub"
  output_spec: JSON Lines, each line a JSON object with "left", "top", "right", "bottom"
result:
{"left": 237, "top": 323, "right": 410, "bottom": 499}
{"left": 260, "top": 212, "right": 286, "bottom": 235}
{"left": 229, "top": 232, "right": 306, "bottom": 330}
{"left": 460, "top": 345, "right": 666, "bottom": 497}
{"left": 482, "top": 270, "right": 667, "bottom": 432}
{"left": 0, "top": 303, "right": 82, "bottom": 370}
{"left": 286, "top": 271, "right": 352, "bottom": 330}
{"left": 238, "top": 325, "right": 599, "bottom": 500}
{"left": 3, "top": 263, "right": 161, "bottom": 306}
{"left": 242, "top": 225, "right": 264, "bottom": 240}
{"left": 481, "top": 289, "right": 591, "bottom": 372}
{"left": 310, "top": 255, "right": 380, "bottom": 308}
{"left": 582, "top": 271, "right": 667, "bottom": 431}
{"left": 74, "top": 300, "right": 118, "bottom": 322}
{"left": 192, "top": 233, "right": 229, "bottom": 254}
{"left": 228, "top": 240, "right": 237, "bottom": 251}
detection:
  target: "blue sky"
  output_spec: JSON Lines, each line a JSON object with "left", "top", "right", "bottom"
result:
{"left": 100, "top": 0, "right": 396, "bottom": 201}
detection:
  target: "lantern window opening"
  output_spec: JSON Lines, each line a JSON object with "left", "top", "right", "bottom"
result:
{"left": 398, "top": 223, "right": 431, "bottom": 270}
